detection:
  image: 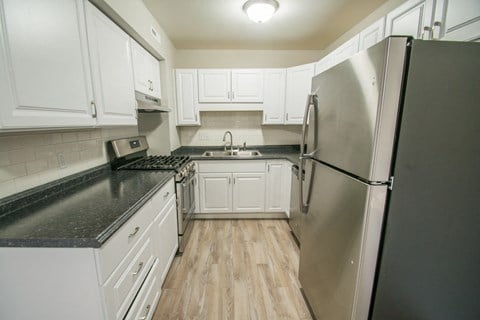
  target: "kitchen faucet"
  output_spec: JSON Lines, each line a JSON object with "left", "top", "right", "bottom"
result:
{"left": 222, "top": 131, "right": 233, "bottom": 152}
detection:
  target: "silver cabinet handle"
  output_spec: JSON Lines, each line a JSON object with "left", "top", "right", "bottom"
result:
{"left": 128, "top": 226, "right": 140, "bottom": 239}
{"left": 286, "top": 113, "right": 289, "bottom": 121}
{"left": 132, "top": 262, "right": 144, "bottom": 276}
{"left": 432, "top": 21, "right": 442, "bottom": 39}
{"left": 232, "top": 91, "right": 235, "bottom": 100}
{"left": 267, "top": 164, "right": 270, "bottom": 172}
{"left": 228, "top": 177, "right": 231, "bottom": 184}
{"left": 421, "top": 26, "right": 432, "bottom": 40}
{"left": 90, "top": 101, "right": 97, "bottom": 118}
{"left": 139, "top": 304, "right": 151, "bottom": 320}
{"left": 233, "top": 177, "right": 236, "bottom": 184}
{"left": 163, "top": 191, "right": 170, "bottom": 199}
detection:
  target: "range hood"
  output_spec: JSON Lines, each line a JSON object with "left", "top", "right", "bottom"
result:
{"left": 135, "top": 91, "right": 172, "bottom": 113}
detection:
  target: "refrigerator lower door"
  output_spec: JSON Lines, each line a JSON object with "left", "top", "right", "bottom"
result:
{"left": 289, "top": 165, "right": 302, "bottom": 242}
{"left": 299, "top": 160, "right": 387, "bottom": 320}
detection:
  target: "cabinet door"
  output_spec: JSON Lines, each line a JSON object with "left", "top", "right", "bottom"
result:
{"left": 285, "top": 63, "right": 315, "bottom": 125}
{"left": 131, "top": 40, "right": 151, "bottom": 95}
{"left": 435, "top": 0, "right": 480, "bottom": 41}
{"left": 156, "top": 201, "right": 178, "bottom": 283}
{"left": 314, "top": 53, "right": 335, "bottom": 76}
{"left": 262, "top": 69, "right": 286, "bottom": 124}
{"left": 198, "top": 69, "right": 231, "bottom": 103}
{"left": 86, "top": 2, "right": 136, "bottom": 126}
{"left": 175, "top": 69, "right": 200, "bottom": 125}
{"left": 150, "top": 58, "right": 161, "bottom": 99}
{"left": 385, "top": 0, "right": 435, "bottom": 39}
{"left": 231, "top": 69, "right": 263, "bottom": 102}
{"left": 333, "top": 34, "right": 360, "bottom": 64}
{"left": 359, "top": 18, "right": 386, "bottom": 51}
{"left": 232, "top": 173, "right": 265, "bottom": 212}
{"left": 265, "top": 162, "right": 285, "bottom": 212}
{"left": 0, "top": 0, "right": 96, "bottom": 129}
{"left": 199, "top": 173, "right": 232, "bottom": 213}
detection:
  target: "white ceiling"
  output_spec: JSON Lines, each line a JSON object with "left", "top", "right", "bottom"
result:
{"left": 143, "top": 0, "right": 389, "bottom": 50}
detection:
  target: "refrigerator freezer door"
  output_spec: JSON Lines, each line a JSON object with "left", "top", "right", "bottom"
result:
{"left": 310, "top": 37, "right": 408, "bottom": 182}
{"left": 299, "top": 160, "right": 387, "bottom": 320}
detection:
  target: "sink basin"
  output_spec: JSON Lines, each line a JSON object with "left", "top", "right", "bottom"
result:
{"left": 201, "top": 150, "right": 262, "bottom": 157}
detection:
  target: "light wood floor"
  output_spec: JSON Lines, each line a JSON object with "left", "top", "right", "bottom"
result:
{"left": 152, "top": 220, "right": 312, "bottom": 320}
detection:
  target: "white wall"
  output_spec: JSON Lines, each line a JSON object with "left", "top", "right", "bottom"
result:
{"left": 175, "top": 49, "right": 323, "bottom": 68}
{"left": 180, "top": 112, "right": 302, "bottom": 147}
{"left": 0, "top": 127, "right": 138, "bottom": 199}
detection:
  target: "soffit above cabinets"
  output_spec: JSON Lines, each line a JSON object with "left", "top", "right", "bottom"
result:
{"left": 143, "top": 0, "right": 390, "bottom": 50}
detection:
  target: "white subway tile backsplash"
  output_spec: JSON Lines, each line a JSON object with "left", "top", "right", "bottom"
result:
{"left": 0, "top": 127, "right": 139, "bottom": 199}
{"left": 0, "top": 163, "right": 27, "bottom": 183}
{"left": 26, "top": 159, "right": 49, "bottom": 175}
{"left": 179, "top": 112, "right": 302, "bottom": 146}
{"left": 62, "top": 132, "right": 78, "bottom": 143}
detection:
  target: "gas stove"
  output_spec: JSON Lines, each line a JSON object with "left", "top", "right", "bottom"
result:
{"left": 109, "top": 136, "right": 196, "bottom": 254}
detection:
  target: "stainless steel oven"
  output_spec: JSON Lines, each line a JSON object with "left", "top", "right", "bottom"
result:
{"left": 175, "top": 162, "right": 195, "bottom": 253}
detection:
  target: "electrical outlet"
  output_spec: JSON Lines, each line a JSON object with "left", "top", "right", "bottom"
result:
{"left": 57, "top": 152, "right": 67, "bottom": 168}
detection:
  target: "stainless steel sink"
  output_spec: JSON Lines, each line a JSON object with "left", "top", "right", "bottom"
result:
{"left": 201, "top": 150, "right": 262, "bottom": 157}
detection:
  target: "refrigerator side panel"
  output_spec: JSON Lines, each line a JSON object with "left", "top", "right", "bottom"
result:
{"left": 299, "top": 161, "right": 387, "bottom": 320}
{"left": 372, "top": 40, "right": 480, "bottom": 320}
{"left": 311, "top": 37, "right": 407, "bottom": 182}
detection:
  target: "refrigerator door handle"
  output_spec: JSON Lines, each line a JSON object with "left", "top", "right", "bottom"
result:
{"left": 300, "top": 94, "right": 317, "bottom": 213}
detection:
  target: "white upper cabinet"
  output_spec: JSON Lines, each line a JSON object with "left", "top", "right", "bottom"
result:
{"left": 262, "top": 69, "right": 286, "bottom": 125}
{"left": 434, "top": 0, "right": 480, "bottom": 41}
{"left": 359, "top": 18, "right": 386, "bottom": 51}
{"left": 285, "top": 63, "right": 315, "bottom": 125}
{"left": 198, "top": 69, "right": 264, "bottom": 103}
{"left": 175, "top": 69, "right": 200, "bottom": 126}
{"left": 231, "top": 69, "right": 263, "bottom": 102}
{"left": 198, "top": 69, "right": 231, "bottom": 103}
{"left": 0, "top": 0, "right": 96, "bottom": 129}
{"left": 333, "top": 34, "right": 360, "bottom": 64}
{"left": 314, "top": 53, "right": 335, "bottom": 76}
{"left": 85, "top": 2, "right": 137, "bottom": 126}
{"left": 385, "top": 0, "right": 435, "bottom": 39}
{"left": 131, "top": 40, "right": 161, "bottom": 99}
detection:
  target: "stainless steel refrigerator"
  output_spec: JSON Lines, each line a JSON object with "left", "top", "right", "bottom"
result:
{"left": 298, "top": 37, "right": 480, "bottom": 320}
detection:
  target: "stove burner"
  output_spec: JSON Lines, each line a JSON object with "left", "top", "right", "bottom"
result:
{"left": 121, "top": 155, "right": 189, "bottom": 171}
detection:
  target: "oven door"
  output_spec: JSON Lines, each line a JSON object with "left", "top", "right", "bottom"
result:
{"left": 176, "top": 172, "right": 195, "bottom": 235}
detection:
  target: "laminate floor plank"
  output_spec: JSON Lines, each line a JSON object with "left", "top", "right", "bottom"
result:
{"left": 152, "top": 220, "right": 312, "bottom": 320}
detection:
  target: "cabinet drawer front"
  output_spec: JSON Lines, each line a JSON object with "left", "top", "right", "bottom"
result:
{"left": 113, "top": 239, "right": 155, "bottom": 319}
{"left": 96, "top": 201, "right": 154, "bottom": 282}
{"left": 150, "top": 180, "right": 175, "bottom": 217}
{"left": 198, "top": 160, "right": 265, "bottom": 173}
{"left": 125, "top": 259, "right": 161, "bottom": 320}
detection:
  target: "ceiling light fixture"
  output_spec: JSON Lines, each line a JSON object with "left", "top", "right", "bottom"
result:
{"left": 243, "top": 0, "right": 279, "bottom": 23}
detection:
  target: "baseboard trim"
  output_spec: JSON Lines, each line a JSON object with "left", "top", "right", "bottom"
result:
{"left": 194, "top": 212, "right": 288, "bottom": 219}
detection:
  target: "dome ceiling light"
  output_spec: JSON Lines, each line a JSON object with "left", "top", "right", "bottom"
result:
{"left": 243, "top": 0, "right": 280, "bottom": 23}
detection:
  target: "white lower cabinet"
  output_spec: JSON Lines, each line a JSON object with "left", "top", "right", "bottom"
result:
{"left": 198, "top": 160, "right": 292, "bottom": 214}
{"left": 199, "top": 173, "right": 232, "bottom": 213}
{"left": 0, "top": 179, "right": 177, "bottom": 320}
{"left": 264, "top": 161, "right": 292, "bottom": 214}
{"left": 198, "top": 161, "right": 266, "bottom": 213}
{"left": 232, "top": 173, "right": 266, "bottom": 212}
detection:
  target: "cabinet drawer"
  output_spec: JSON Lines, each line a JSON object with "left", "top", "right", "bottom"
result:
{"left": 96, "top": 201, "right": 154, "bottom": 282}
{"left": 150, "top": 180, "right": 175, "bottom": 215}
{"left": 103, "top": 233, "right": 155, "bottom": 319}
{"left": 198, "top": 160, "right": 265, "bottom": 173}
{"left": 125, "top": 258, "right": 161, "bottom": 320}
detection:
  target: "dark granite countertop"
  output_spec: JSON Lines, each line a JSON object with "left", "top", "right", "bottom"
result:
{"left": 172, "top": 144, "right": 300, "bottom": 165}
{"left": 0, "top": 165, "right": 175, "bottom": 248}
